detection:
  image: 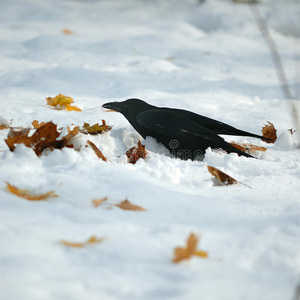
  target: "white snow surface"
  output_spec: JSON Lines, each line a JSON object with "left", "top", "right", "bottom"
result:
{"left": 0, "top": 0, "right": 300, "bottom": 299}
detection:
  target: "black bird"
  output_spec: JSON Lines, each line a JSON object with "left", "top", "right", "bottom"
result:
{"left": 102, "top": 98, "right": 266, "bottom": 160}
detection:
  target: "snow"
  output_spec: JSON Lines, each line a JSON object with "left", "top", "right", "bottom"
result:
{"left": 0, "top": 0, "right": 300, "bottom": 299}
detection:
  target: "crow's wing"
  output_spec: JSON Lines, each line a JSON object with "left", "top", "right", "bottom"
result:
{"left": 137, "top": 109, "right": 252, "bottom": 157}
{"left": 169, "top": 108, "right": 265, "bottom": 139}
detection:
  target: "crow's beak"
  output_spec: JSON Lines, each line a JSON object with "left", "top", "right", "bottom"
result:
{"left": 102, "top": 102, "right": 121, "bottom": 112}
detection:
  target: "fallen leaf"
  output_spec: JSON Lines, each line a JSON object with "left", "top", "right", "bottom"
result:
{"left": 82, "top": 120, "right": 112, "bottom": 135}
{"left": 0, "top": 124, "right": 9, "bottom": 130}
{"left": 87, "top": 140, "right": 107, "bottom": 161}
{"left": 46, "top": 93, "right": 81, "bottom": 111}
{"left": 207, "top": 166, "right": 251, "bottom": 188}
{"left": 230, "top": 142, "right": 267, "bottom": 154}
{"left": 115, "top": 199, "right": 146, "bottom": 211}
{"left": 59, "top": 236, "right": 105, "bottom": 248}
{"left": 173, "top": 233, "right": 208, "bottom": 263}
{"left": 65, "top": 104, "right": 81, "bottom": 111}
{"left": 5, "top": 121, "right": 80, "bottom": 156}
{"left": 5, "top": 182, "right": 58, "bottom": 201}
{"left": 62, "top": 28, "right": 74, "bottom": 35}
{"left": 32, "top": 120, "right": 46, "bottom": 129}
{"left": 262, "top": 121, "right": 277, "bottom": 143}
{"left": 126, "top": 140, "right": 148, "bottom": 164}
{"left": 207, "top": 166, "right": 238, "bottom": 186}
{"left": 92, "top": 197, "right": 108, "bottom": 207}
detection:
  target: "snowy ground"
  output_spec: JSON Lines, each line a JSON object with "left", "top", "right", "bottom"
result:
{"left": 0, "top": 0, "right": 300, "bottom": 299}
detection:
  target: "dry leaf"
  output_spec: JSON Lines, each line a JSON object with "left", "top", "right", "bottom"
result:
{"left": 82, "top": 120, "right": 112, "bottom": 135}
{"left": 65, "top": 104, "right": 81, "bottom": 111}
{"left": 115, "top": 199, "right": 146, "bottom": 211}
{"left": 0, "top": 124, "right": 9, "bottom": 130}
{"left": 87, "top": 140, "right": 107, "bottom": 161}
{"left": 5, "top": 121, "right": 80, "bottom": 156}
{"left": 230, "top": 142, "right": 267, "bottom": 154}
{"left": 173, "top": 233, "right": 208, "bottom": 263}
{"left": 207, "top": 166, "right": 238, "bottom": 186}
{"left": 262, "top": 121, "right": 277, "bottom": 143}
{"left": 46, "top": 93, "right": 81, "bottom": 111}
{"left": 92, "top": 197, "right": 108, "bottom": 207}
{"left": 62, "top": 28, "right": 74, "bottom": 35}
{"left": 126, "top": 140, "right": 148, "bottom": 164}
{"left": 5, "top": 182, "right": 58, "bottom": 201}
{"left": 59, "top": 236, "right": 105, "bottom": 248}
{"left": 32, "top": 120, "right": 46, "bottom": 129}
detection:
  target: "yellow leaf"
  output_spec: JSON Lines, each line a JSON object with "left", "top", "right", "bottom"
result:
{"left": 59, "top": 236, "right": 105, "bottom": 248}
{"left": 65, "top": 104, "right": 81, "bottom": 112}
{"left": 46, "top": 93, "right": 74, "bottom": 107}
{"left": 5, "top": 182, "right": 58, "bottom": 201}
{"left": 115, "top": 199, "right": 146, "bottom": 211}
{"left": 172, "top": 232, "right": 208, "bottom": 263}
{"left": 82, "top": 120, "right": 112, "bottom": 135}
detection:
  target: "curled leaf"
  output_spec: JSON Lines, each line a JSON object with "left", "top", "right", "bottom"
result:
{"left": 59, "top": 236, "right": 105, "bottom": 248}
{"left": 5, "top": 182, "right": 58, "bottom": 201}
{"left": 262, "top": 121, "right": 277, "bottom": 143}
{"left": 173, "top": 233, "right": 208, "bottom": 263}
{"left": 115, "top": 199, "right": 146, "bottom": 211}
{"left": 207, "top": 166, "right": 237, "bottom": 186}
{"left": 87, "top": 140, "right": 107, "bottom": 161}
{"left": 126, "top": 140, "right": 147, "bottom": 164}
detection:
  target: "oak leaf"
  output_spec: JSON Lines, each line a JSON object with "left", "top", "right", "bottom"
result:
{"left": 82, "top": 120, "right": 112, "bottom": 135}
{"left": 5, "top": 182, "right": 58, "bottom": 201}
{"left": 126, "top": 140, "right": 148, "bottom": 164}
{"left": 262, "top": 121, "right": 277, "bottom": 143}
{"left": 115, "top": 199, "right": 146, "bottom": 211}
{"left": 92, "top": 197, "right": 108, "bottom": 207}
{"left": 173, "top": 233, "right": 208, "bottom": 263}
{"left": 59, "top": 236, "right": 105, "bottom": 248}
{"left": 87, "top": 140, "right": 107, "bottom": 161}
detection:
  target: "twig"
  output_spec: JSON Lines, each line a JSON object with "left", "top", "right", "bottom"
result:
{"left": 248, "top": 2, "right": 300, "bottom": 143}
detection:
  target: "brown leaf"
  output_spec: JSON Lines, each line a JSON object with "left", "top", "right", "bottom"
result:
{"left": 59, "top": 236, "right": 105, "bottom": 248}
{"left": 207, "top": 166, "right": 238, "bottom": 186}
{"left": 126, "top": 140, "right": 148, "bottom": 164}
{"left": 32, "top": 120, "right": 46, "bottom": 129}
{"left": 230, "top": 142, "right": 267, "bottom": 154}
{"left": 82, "top": 120, "right": 112, "bottom": 135}
{"left": 87, "top": 140, "right": 107, "bottom": 161}
{"left": 0, "top": 124, "right": 9, "bottom": 130}
{"left": 92, "top": 197, "right": 108, "bottom": 207}
{"left": 262, "top": 121, "right": 277, "bottom": 143}
{"left": 115, "top": 199, "right": 146, "bottom": 211}
{"left": 173, "top": 233, "right": 208, "bottom": 263}
{"left": 5, "top": 182, "right": 58, "bottom": 201}
{"left": 62, "top": 28, "right": 74, "bottom": 35}
{"left": 5, "top": 122, "right": 80, "bottom": 156}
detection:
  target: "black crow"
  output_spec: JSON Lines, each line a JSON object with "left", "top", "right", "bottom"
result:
{"left": 102, "top": 98, "right": 266, "bottom": 160}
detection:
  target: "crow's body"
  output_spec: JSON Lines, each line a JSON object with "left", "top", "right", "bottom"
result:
{"left": 102, "top": 98, "right": 266, "bottom": 160}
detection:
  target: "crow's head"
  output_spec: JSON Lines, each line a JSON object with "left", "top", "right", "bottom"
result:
{"left": 102, "top": 98, "right": 154, "bottom": 115}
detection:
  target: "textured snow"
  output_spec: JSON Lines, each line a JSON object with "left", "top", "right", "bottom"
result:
{"left": 0, "top": 0, "right": 300, "bottom": 300}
